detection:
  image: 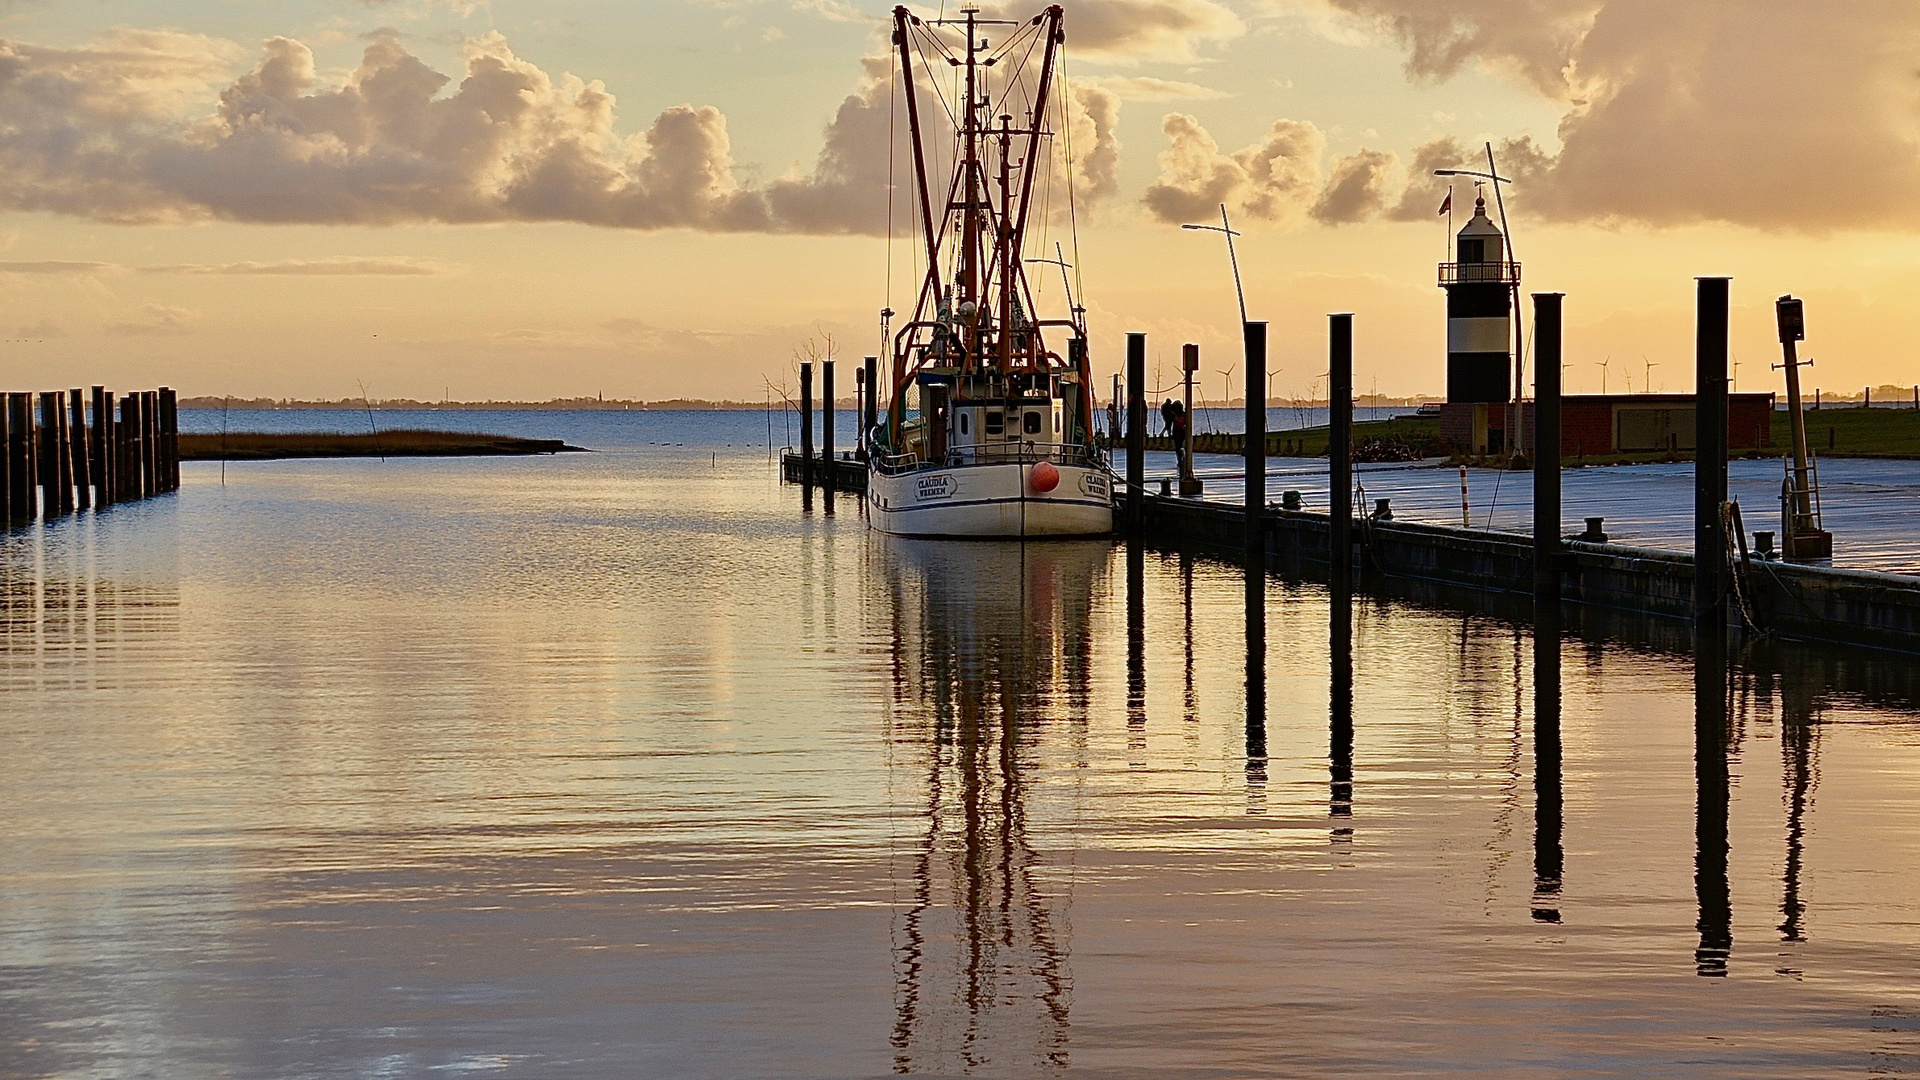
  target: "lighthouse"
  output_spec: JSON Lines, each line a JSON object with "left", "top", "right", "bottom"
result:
{"left": 1440, "top": 194, "right": 1517, "bottom": 452}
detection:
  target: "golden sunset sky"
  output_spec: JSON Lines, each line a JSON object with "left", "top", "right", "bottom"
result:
{"left": 0, "top": 1, "right": 1912, "bottom": 403}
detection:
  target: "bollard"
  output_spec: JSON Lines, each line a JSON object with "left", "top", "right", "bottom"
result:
{"left": 1127, "top": 332, "right": 1146, "bottom": 531}
{"left": 1460, "top": 466, "right": 1470, "bottom": 527}
{"left": 68, "top": 390, "right": 90, "bottom": 510}
{"left": 1329, "top": 314, "right": 1353, "bottom": 595}
{"left": 799, "top": 361, "right": 814, "bottom": 490}
{"left": 1695, "top": 277, "right": 1731, "bottom": 640}
{"left": 1533, "top": 293, "right": 1564, "bottom": 615}
{"left": 1244, "top": 322, "right": 1267, "bottom": 565}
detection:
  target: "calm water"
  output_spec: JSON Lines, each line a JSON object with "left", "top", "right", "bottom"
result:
{"left": 6, "top": 412, "right": 1920, "bottom": 1077}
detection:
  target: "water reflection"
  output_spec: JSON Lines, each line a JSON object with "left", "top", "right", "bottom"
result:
{"left": 1531, "top": 614, "right": 1563, "bottom": 924}
{"left": 1695, "top": 634, "right": 1733, "bottom": 977}
{"left": 883, "top": 539, "right": 1104, "bottom": 1073}
{"left": 1245, "top": 560, "right": 1268, "bottom": 812}
{"left": 1329, "top": 557, "right": 1353, "bottom": 837}
{"left": 1775, "top": 650, "right": 1822, "bottom": 945}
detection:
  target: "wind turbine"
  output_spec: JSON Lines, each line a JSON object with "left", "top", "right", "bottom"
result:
{"left": 1642, "top": 354, "right": 1659, "bottom": 394}
{"left": 1596, "top": 356, "right": 1611, "bottom": 395}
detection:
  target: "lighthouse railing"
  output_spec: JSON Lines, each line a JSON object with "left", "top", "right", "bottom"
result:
{"left": 1438, "top": 261, "right": 1521, "bottom": 285}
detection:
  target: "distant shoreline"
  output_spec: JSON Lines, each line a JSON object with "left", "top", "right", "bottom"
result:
{"left": 180, "top": 430, "right": 587, "bottom": 460}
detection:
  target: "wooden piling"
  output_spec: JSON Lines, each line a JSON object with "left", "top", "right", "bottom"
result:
{"left": 142, "top": 391, "right": 159, "bottom": 497}
{"left": 159, "top": 387, "right": 178, "bottom": 492}
{"left": 91, "top": 387, "right": 111, "bottom": 506}
{"left": 1243, "top": 322, "right": 1266, "bottom": 564}
{"left": 120, "top": 394, "right": 140, "bottom": 501}
{"left": 53, "top": 393, "right": 74, "bottom": 514}
{"left": 1127, "top": 332, "right": 1146, "bottom": 531}
{"left": 1329, "top": 314, "right": 1354, "bottom": 597}
{"left": 821, "top": 360, "right": 835, "bottom": 471}
{"left": 68, "top": 389, "right": 90, "bottom": 510}
{"left": 10, "top": 394, "right": 34, "bottom": 522}
{"left": 38, "top": 392, "right": 62, "bottom": 517}
{"left": 1533, "top": 293, "right": 1563, "bottom": 615}
{"left": 0, "top": 400, "right": 10, "bottom": 526}
{"left": 1695, "top": 277, "right": 1731, "bottom": 639}
{"left": 863, "top": 355, "right": 879, "bottom": 459}
{"left": 799, "top": 361, "right": 814, "bottom": 490}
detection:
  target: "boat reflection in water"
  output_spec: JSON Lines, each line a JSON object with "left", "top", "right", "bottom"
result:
{"left": 878, "top": 538, "right": 1107, "bottom": 1074}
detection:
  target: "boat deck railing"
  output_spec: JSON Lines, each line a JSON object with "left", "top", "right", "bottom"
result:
{"left": 870, "top": 441, "right": 1104, "bottom": 476}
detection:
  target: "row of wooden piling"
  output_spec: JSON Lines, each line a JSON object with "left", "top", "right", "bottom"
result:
{"left": 2, "top": 387, "right": 179, "bottom": 527}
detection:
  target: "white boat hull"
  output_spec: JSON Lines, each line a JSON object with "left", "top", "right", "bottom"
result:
{"left": 867, "top": 460, "right": 1113, "bottom": 538}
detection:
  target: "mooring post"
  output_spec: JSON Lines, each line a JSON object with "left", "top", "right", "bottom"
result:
{"left": 38, "top": 392, "right": 61, "bottom": 517}
{"left": 799, "top": 361, "right": 814, "bottom": 490}
{"left": 91, "top": 386, "right": 110, "bottom": 506}
{"left": 1695, "top": 277, "right": 1731, "bottom": 641}
{"left": 822, "top": 359, "right": 836, "bottom": 484}
{"left": 1180, "top": 343, "right": 1202, "bottom": 496}
{"left": 52, "top": 393, "right": 74, "bottom": 514}
{"left": 863, "top": 355, "right": 879, "bottom": 459}
{"left": 1329, "top": 314, "right": 1354, "bottom": 594}
{"left": 159, "top": 387, "right": 178, "bottom": 492}
{"left": 0, "top": 401, "right": 11, "bottom": 527}
{"left": 1533, "top": 293, "right": 1564, "bottom": 616}
{"left": 1244, "top": 322, "right": 1267, "bottom": 564}
{"left": 10, "top": 394, "right": 34, "bottom": 523}
{"left": 121, "top": 394, "right": 140, "bottom": 501}
{"left": 143, "top": 391, "right": 159, "bottom": 496}
{"left": 68, "top": 390, "right": 90, "bottom": 510}
{"left": 1127, "top": 332, "right": 1146, "bottom": 532}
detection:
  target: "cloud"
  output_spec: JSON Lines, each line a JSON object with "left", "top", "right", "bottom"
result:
{"left": 1309, "top": 148, "right": 1394, "bottom": 224}
{"left": 105, "top": 303, "right": 199, "bottom": 336}
{"left": 1314, "top": 0, "right": 1920, "bottom": 231}
{"left": 1143, "top": 114, "right": 1325, "bottom": 224}
{"left": 0, "top": 29, "right": 898, "bottom": 234}
{"left": 1078, "top": 75, "right": 1228, "bottom": 101}
{"left": 0, "top": 260, "right": 119, "bottom": 274}
{"left": 976, "top": 0, "right": 1243, "bottom": 63}
{"left": 15, "top": 317, "right": 61, "bottom": 337}
{"left": 141, "top": 257, "right": 455, "bottom": 275}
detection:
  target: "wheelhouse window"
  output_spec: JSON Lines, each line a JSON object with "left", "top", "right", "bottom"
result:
{"left": 985, "top": 411, "right": 1004, "bottom": 435}
{"left": 1024, "top": 411, "right": 1042, "bottom": 435}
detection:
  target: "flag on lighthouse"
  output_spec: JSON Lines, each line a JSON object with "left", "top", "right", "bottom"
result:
{"left": 1437, "top": 190, "right": 1452, "bottom": 216}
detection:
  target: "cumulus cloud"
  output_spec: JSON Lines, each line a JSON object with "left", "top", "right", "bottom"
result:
{"left": 1078, "top": 75, "right": 1228, "bottom": 101}
{"left": 1143, "top": 114, "right": 1325, "bottom": 224}
{"left": 106, "top": 303, "right": 199, "bottom": 336}
{"left": 0, "top": 261, "right": 119, "bottom": 274}
{"left": 0, "top": 29, "right": 981, "bottom": 235}
{"left": 1309, "top": 148, "right": 1394, "bottom": 224}
{"left": 977, "top": 0, "right": 1244, "bottom": 62}
{"left": 1316, "top": 0, "right": 1920, "bottom": 231}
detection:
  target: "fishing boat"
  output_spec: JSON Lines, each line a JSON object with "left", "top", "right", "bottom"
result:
{"left": 864, "top": 5, "right": 1113, "bottom": 538}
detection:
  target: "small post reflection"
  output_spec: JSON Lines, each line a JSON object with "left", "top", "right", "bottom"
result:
{"left": 1531, "top": 610, "right": 1564, "bottom": 924}
{"left": 1329, "top": 564, "right": 1353, "bottom": 838}
{"left": 1694, "top": 632, "right": 1733, "bottom": 976}
{"left": 1778, "top": 652, "right": 1821, "bottom": 944}
{"left": 1127, "top": 540, "right": 1147, "bottom": 762}
{"left": 1245, "top": 557, "right": 1268, "bottom": 814}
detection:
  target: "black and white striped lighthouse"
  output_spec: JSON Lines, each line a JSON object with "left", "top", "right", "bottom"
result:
{"left": 1441, "top": 194, "right": 1517, "bottom": 407}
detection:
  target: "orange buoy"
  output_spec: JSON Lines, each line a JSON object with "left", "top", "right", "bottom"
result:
{"left": 1029, "top": 460, "right": 1060, "bottom": 493}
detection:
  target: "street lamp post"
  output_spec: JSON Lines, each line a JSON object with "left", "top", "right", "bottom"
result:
{"left": 1182, "top": 203, "right": 1248, "bottom": 325}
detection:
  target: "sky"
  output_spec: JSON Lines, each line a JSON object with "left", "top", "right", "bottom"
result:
{"left": 0, "top": 0, "right": 1916, "bottom": 403}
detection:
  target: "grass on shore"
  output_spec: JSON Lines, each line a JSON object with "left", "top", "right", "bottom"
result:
{"left": 180, "top": 429, "right": 584, "bottom": 460}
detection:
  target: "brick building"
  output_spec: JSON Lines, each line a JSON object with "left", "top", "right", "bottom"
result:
{"left": 1439, "top": 393, "right": 1775, "bottom": 456}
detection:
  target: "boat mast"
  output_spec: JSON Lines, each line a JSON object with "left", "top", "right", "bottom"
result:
{"left": 961, "top": 9, "right": 981, "bottom": 370}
